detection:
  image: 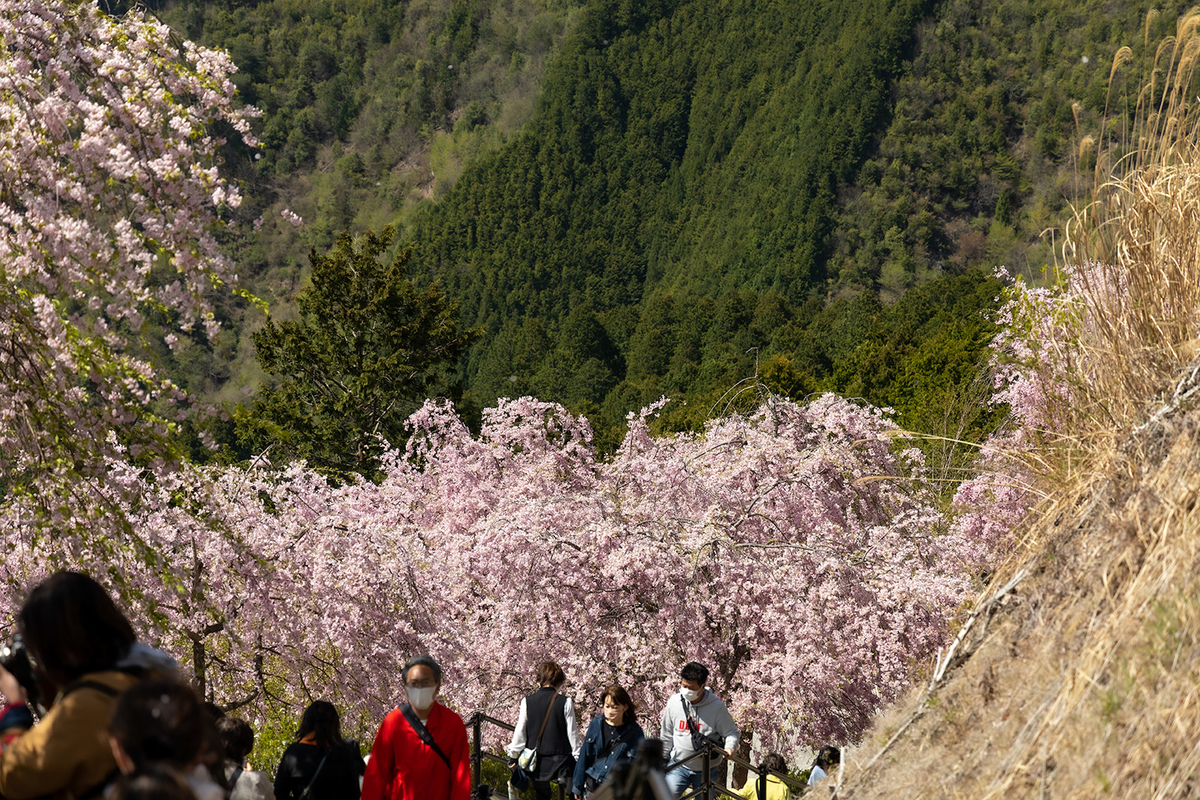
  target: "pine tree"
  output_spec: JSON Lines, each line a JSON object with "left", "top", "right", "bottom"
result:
{"left": 244, "top": 228, "right": 475, "bottom": 480}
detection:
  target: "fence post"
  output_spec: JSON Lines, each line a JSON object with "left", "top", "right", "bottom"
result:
{"left": 703, "top": 743, "right": 713, "bottom": 800}
{"left": 471, "top": 713, "right": 482, "bottom": 791}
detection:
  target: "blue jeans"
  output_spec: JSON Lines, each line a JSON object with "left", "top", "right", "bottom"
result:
{"left": 665, "top": 762, "right": 723, "bottom": 799}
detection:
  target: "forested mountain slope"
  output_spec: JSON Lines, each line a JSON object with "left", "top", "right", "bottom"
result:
{"left": 146, "top": 0, "right": 584, "bottom": 401}
{"left": 412, "top": 0, "right": 1187, "bottom": 444}
{"left": 153, "top": 0, "right": 1191, "bottom": 459}
{"left": 406, "top": 0, "right": 940, "bottom": 438}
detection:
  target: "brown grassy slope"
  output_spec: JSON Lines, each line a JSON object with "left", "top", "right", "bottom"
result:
{"left": 839, "top": 391, "right": 1200, "bottom": 798}
{"left": 829, "top": 11, "right": 1200, "bottom": 798}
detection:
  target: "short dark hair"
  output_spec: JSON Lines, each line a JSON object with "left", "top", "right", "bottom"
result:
{"left": 599, "top": 684, "right": 637, "bottom": 723}
{"left": 19, "top": 571, "right": 136, "bottom": 685}
{"left": 535, "top": 660, "right": 565, "bottom": 688}
{"left": 680, "top": 662, "right": 709, "bottom": 685}
{"left": 815, "top": 745, "right": 840, "bottom": 769}
{"left": 403, "top": 655, "right": 442, "bottom": 684}
{"left": 295, "top": 700, "right": 344, "bottom": 748}
{"left": 216, "top": 717, "right": 255, "bottom": 763}
{"left": 109, "top": 679, "right": 208, "bottom": 771}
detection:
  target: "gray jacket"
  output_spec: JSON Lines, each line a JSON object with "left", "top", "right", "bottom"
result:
{"left": 224, "top": 763, "right": 276, "bottom": 800}
{"left": 658, "top": 691, "right": 739, "bottom": 763}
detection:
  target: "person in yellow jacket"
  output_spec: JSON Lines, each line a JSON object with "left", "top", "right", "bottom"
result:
{"left": 735, "top": 753, "right": 791, "bottom": 800}
{"left": 0, "top": 571, "right": 177, "bottom": 800}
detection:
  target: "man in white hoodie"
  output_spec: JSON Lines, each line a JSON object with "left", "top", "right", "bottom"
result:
{"left": 658, "top": 662, "right": 739, "bottom": 799}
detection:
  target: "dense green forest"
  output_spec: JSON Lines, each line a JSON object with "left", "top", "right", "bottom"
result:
{"left": 145, "top": 0, "right": 1190, "bottom": 475}
{"left": 146, "top": 0, "right": 585, "bottom": 402}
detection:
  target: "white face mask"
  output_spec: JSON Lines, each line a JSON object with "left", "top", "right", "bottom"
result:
{"left": 682, "top": 688, "right": 702, "bottom": 703}
{"left": 603, "top": 703, "right": 627, "bottom": 725}
{"left": 406, "top": 686, "right": 436, "bottom": 711}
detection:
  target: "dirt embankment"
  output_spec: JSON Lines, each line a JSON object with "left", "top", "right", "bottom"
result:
{"left": 835, "top": 366, "right": 1200, "bottom": 798}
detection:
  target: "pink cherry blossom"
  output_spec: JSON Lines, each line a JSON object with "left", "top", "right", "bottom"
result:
{"left": 0, "top": 1, "right": 1012, "bottom": 758}
{"left": 0, "top": 394, "right": 998, "bottom": 751}
{"left": 0, "top": 0, "right": 258, "bottom": 537}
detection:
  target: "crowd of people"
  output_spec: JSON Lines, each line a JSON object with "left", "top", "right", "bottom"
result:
{"left": 0, "top": 572, "right": 838, "bottom": 800}
{"left": 498, "top": 659, "right": 838, "bottom": 800}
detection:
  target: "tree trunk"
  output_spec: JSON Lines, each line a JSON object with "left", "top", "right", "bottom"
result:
{"left": 192, "top": 636, "right": 206, "bottom": 698}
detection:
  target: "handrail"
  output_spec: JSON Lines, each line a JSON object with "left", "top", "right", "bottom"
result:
{"left": 467, "top": 711, "right": 517, "bottom": 732}
{"left": 467, "top": 711, "right": 566, "bottom": 800}
{"left": 666, "top": 740, "right": 809, "bottom": 798}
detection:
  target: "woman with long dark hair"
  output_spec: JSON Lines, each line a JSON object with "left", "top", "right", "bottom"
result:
{"left": 571, "top": 684, "right": 644, "bottom": 799}
{"left": 0, "top": 571, "right": 177, "bottom": 799}
{"left": 274, "top": 701, "right": 365, "bottom": 800}
{"left": 736, "top": 753, "right": 790, "bottom": 800}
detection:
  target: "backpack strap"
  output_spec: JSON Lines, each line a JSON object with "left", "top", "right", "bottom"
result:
{"left": 59, "top": 666, "right": 146, "bottom": 701}
{"left": 59, "top": 679, "right": 121, "bottom": 700}
{"left": 401, "top": 703, "right": 452, "bottom": 770}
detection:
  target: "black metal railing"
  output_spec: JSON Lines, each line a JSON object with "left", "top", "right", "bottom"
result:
{"left": 466, "top": 711, "right": 567, "bottom": 799}
{"left": 467, "top": 715, "right": 808, "bottom": 800}
{"left": 666, "top": 741, "right": 808, "bottom": 800}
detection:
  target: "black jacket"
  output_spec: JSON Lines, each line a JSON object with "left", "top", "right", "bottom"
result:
{"left": 274, "top": 741, "right": 365, "bottom": 800}
{"left": 520, "top": 688, "right": 577, "bottom": 783}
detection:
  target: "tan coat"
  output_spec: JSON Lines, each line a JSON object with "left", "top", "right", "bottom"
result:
{"left": 0, "top": 670, "right": 141, "bottom": 800}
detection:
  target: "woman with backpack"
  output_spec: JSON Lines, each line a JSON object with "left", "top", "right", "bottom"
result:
{"left": 274, "top": 701, "right": 365, "bottom": 800}
{"left": 217, "top": 716, "right": 275, "bottom": 800}
{"left": 571, "top": 684, "right": 644, "bottom": 799}
{"left": 0, "top": 571, "right": 178, "bottom": 800}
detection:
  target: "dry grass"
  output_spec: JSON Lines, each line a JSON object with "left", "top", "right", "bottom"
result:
{"left": 1061, "top": 7, "right": 1200, "bottom": 431}
{"left": 830, "top": 10, "right": 1200, "bottom": 799}
{"left": 839, "top": 403, "right": 1200, "bottom": 799}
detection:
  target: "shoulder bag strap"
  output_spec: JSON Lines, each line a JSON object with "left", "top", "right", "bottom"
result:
{"left": 59, "top": 679, "right": 121, "bottom": 700}
{"left": 756, "top": 775, "right": 767, "bottom": 800}
{"left": 680, "top": 696, "right": 700, "bottom": 734}
{"left": 401, "top": 703, "right": 452, "bottom": 770}
{"left": 530, "top": 692, "right": 557, "bottom": 748}
{"left": 297, "top": 751, "right": 330, "bottom": 800}
{"left": 597, "top": 724, "right": 639, "bottom": 760}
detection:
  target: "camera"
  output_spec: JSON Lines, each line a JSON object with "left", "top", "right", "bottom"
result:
{"left": 0, "top": 634, "right": 44, "bottom": 713}
{"left": 589, "top": 739, "right": 673, "bottom": 800}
